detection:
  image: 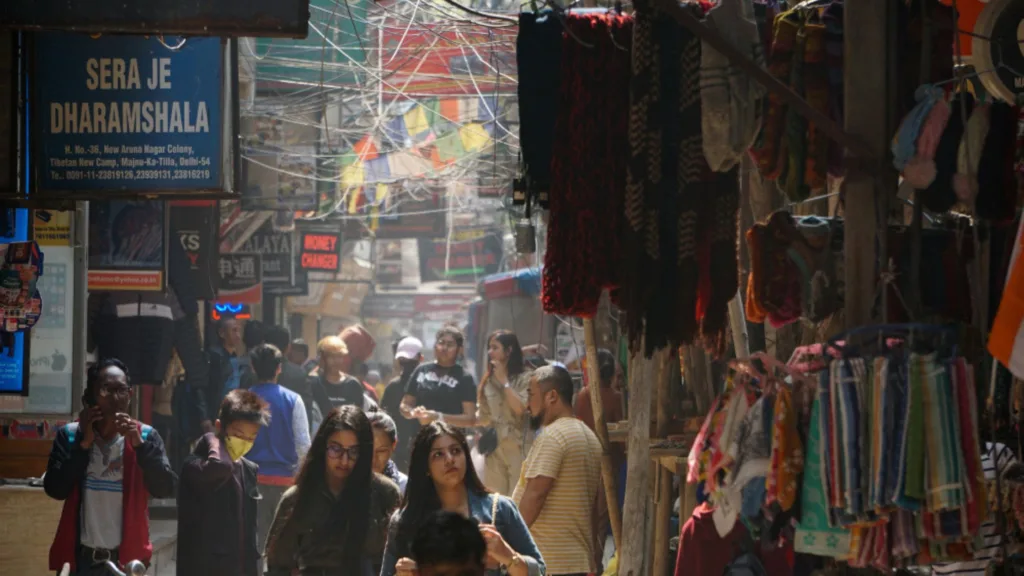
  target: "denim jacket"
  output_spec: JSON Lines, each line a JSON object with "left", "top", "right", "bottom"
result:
{"left": 380, "top": 490, "right": 545, "bottom": 576}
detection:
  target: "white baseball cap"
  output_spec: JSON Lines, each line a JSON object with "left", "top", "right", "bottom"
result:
{"left": 395, "top": 336, "right": 424, "bottom": 360}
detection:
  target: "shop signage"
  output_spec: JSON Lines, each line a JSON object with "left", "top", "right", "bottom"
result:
{"left": 413, "top": 294, "right": 473, "bottom": 314}
{"left": 169, "top": 201, "right": 218, "bottom": 300}
{"left": 361, "top": 294, "right": 416, "bottom": 319}
{"left": 266, "top": 270, "right": 309, "bottom": 298}
{"left": 373, "top": 193, "right": 445, "bottom": 239}
{"left": 239, "top": 223, "right": 302, "bottom": 295}
{"left": 300, "top": 232, "right": 341, "bottom": 272}
{"left": 33, "top": 210, "right": 72, "bottom": 246}
{"left": 4, "top": 0, "right": 310, "bottom": 38}
{"left": 88, "top": 200, "right": 166, "bottom": 291}
{"left": 973, "top": 0, "right": 1024, "bottom": 103}
{"left": 30, "top": 34, "right": 227, "bottom": 197}
{"left": 418, "top": 233, "right": 503, "bottom": 283}
{"left": 217, "top": 253, "right": 263, "bottom": 304}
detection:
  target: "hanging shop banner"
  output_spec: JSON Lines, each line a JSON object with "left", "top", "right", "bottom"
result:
{"left": 418, "top": 233, "right": 503, "bottom": 283}
{"left": 973, "top": 0, "right": 1024, "bottom": 103}
{"left": 4, "top": 0, "right": 309, "bottom": 37}
{"left": 217, "top": 252, "right": 263, "bottom": 304}
{"left": 238, "top": 222, "right": 301, "bottom": 294}
{"left": 299, "top": 232, "right": 341, "bottom": 272}
{"left": 169, "top": 201, "right": 218, "bottom": 300}
{"left": 88, "top": 200, "right": 166, "bottom": 291}
{"left": 30, "top": 34, "right": 228, "bottom": 197}
{"left": 33, "top": 210, "right": 72, "bottom": 246}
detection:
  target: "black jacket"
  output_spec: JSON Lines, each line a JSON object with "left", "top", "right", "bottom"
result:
{"left": 43, "top": 421, "right": 178, "bottom": 502}
{"left": 177, "top": 434, "right": 260, "bottom": 576}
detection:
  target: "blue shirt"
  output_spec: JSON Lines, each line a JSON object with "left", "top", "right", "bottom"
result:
{"left": 248, "top": 383, "right": 305, "bottom": 478}
{"left": 225, "top": 356, "right": 241, "bottom": 395}
{"left": 381, "top": 490, "right": 545, "bottom": 576}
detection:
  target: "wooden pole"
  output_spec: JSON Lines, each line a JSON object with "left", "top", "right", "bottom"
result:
{"left": 619, "top": 345, "right": 654, "bottom": 576}
{"left": 652, "top": 350, "right": 674, "bottom": 576}
{"left": 843, "top": 0, "right": 890, "bottom": 329}
{"left": 583, "top": 318, "right": 623, "bottom": 551}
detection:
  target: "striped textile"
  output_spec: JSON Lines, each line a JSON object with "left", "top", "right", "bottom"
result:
{"left": 897, "top": 356, "right": 927, "bottom": 509}
{"left": 930, "top": 443, "right": 1016, "bottom": 575}
{"left": 989, "top": 216, "right": 1024, "bottom": 379}
{"left": 919, "top": 353, "right": 967, "bottom": 513}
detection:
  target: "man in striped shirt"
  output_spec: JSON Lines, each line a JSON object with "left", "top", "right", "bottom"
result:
{"left": 931, "top": 442, "right": 1017, "bottom": 576}
{"left": 513, "top": 365, "right": 604, "bottom": 576}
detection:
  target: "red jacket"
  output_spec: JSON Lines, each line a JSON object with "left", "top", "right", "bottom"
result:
{"left": 45, "top": 422, "right": 176, "bottom": 571}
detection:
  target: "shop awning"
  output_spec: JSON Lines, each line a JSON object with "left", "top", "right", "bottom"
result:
{"left": 479, "top": 267, "right": 541, "bottom": 300}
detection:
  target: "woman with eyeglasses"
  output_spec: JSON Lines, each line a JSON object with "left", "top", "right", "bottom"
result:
{"left": 265, "top": 406, "right": 401, "bottom": 576}
{"left": 380, "top": 422, "right": 544, "bottom": 576}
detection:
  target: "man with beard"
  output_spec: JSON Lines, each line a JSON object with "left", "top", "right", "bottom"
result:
{"left": 512, "top": 365, "right": 603, "bottom": 576}
{"left": 45, "top": 359, "right": 177, "bottom": 575}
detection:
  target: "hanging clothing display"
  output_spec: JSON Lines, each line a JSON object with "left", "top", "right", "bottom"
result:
{"left": 745, "top": 212, "right": 983, "bottom": 328}
{"left": 620, "top": 0, "right": 741, "bottom": 356}
{"left": 539, "top": 10, "right": 632, "bottom": 318}
{"left": 749, "top": 0, "right": 843, "bottom": 198}
{"left": 891, "top": 84, "right": 1020, "bottom": 220}
{"left": 810, "top": 335, "right": 989, "bottom": 569}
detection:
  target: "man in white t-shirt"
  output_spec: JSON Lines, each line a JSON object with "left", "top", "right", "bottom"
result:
{"left": 44, "top": 358, "right": 177, "bottom": 575}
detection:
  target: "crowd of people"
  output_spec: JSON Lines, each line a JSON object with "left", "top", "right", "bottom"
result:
{"left": 42, "top": 321, "right": 628, "bottom": 576}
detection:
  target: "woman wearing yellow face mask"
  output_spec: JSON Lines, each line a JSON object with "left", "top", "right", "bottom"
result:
{"left": 177, "top": 388, "right": 270, "bottom": 576}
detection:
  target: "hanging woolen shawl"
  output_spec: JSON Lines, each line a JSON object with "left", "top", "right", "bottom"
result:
{"left": 541, "top": 12, "right": 632, "bottom": 317}
{"left": 621, "top": 0, "right": 740, "bottom": 356}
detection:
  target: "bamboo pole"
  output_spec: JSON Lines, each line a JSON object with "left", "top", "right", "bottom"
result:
{"left": 583, "top": 317, "right": 623, "bottom": 551}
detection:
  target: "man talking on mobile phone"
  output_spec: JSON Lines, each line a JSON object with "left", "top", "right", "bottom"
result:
{"left": 44, "top": 358, "right": 178, "bottom": 575}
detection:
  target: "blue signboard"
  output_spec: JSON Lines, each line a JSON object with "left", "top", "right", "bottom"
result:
{"left": 32, "top": 34, "right": 224, "bottom": 193}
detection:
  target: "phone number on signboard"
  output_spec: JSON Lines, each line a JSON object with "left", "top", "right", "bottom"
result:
{"left": 61, "top": 169, "right": 213, "bottom": 181}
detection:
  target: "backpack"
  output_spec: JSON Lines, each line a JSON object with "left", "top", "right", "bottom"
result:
{"left": 723, "top": 535, "right": 767, "bottom": 576}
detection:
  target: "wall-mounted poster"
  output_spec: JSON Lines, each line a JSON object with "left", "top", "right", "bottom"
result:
{"left": 88, "top": 200, "right": 166, "bottom": 291}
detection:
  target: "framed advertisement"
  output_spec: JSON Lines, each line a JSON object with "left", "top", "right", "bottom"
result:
{"left": 88, "top": 200, "right": 167, "bottom": 291}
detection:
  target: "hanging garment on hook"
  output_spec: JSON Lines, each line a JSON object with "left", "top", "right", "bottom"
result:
{"left": 700, "top": 0, "right": 767, "bottom": 172}
{"left": 975, "top": 101, "right": 1020, "bottom": 223}
{"left": 951, "top": 102, "right": 990, "bottom": 205}
{"left": 516, "top": 11, "right": 562, "bottom": 204}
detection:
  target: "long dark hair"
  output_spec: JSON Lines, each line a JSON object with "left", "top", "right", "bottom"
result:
{"left": 397, "top": 422, "right": 490, "bottom": 545}
{"left": 288, "top": 406, "right": 375, "bottom": 563}
{"left": 484, "top": 330, "right": 525, "bottom": 383}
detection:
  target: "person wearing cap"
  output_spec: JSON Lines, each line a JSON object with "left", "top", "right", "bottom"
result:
{"left": 381, "top": 336, "right": 424, "bottom": 472}
{"left": 340, "top": 325, "right": 380, "bottom": 402}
